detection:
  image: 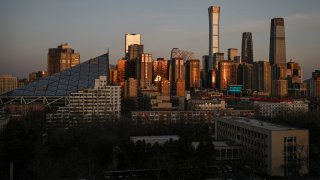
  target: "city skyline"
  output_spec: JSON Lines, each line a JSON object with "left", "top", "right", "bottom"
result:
{"left": 1, "top": 0, "right": 320, "bottom": 79}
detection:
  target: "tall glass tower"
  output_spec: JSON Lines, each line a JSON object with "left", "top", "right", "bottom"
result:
{"left": 269, "top": 18, "right": 286, "bottom": 65}
{"left": 208, "top": 6, "right": 220, "bottom": 70}
{"left": 241, "top": 32, "right": 254, "bottom": 64}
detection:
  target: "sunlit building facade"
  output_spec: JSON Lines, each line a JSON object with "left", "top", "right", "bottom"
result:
{"left": 186, "top": 59, "right": 201, "bottom": 90}
{"left": 137, "top": 53, "right": 152, "bottom": 88}
{"left": 125, "top": 33, "right": 141, "bottom": 55}
{"left": 117, "top": 58, "right": 127, "bottom": 89}
{"left": 208, "top": 5, "right": 220, "bottom": 70}
{"left": 269, "top": 18, "right": 286, "bottom": 66}
{"left": 47, "top": 43, "right": 80, "bottom": 75}
{"left": 228, "top": 48, "right": 238, "bottom": 61}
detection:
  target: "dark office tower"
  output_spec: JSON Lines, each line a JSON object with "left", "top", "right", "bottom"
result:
{"left": 47, "top": 43, "right": 80, "bottom": 75}
{"left": 269, "top": 18, "right": 286, "bottom": 66}
{"left": 213, "top": 52, "right": 224, "bottom": 69}
{"left": 252, "top": 61, "right": 272, "bottom": 95}
{"left": 238, "top": 63, "right": 253, "bottom": 90}
{"left": 208, "top": 6, "right": 220, "bottom": 70}
{"left": 153, "top": 58, "right": 168, "bottom": 83}
{"left": 127, "top": 44, "right": 144, "bottom": 79}
{"left": 186, "top": 59, "right": 201, "bottom": 90}
{"left": 171, "top": 58, "right": 185, "bottom": 95}
{"left": 202, "top": 55, "right": 210, "bottom": 88}
{"left": 241, "top": 32, "right": 253, "bottom": 64}
{"left": 228, "top": 48, "right": 238, "bottom": 61}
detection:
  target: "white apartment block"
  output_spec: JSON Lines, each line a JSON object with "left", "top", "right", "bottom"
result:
{"left": 254, "top": 99, "right": 308, "bottom": 118}
{"left": 216, "top": 117, "right": 309, "bottom": 177}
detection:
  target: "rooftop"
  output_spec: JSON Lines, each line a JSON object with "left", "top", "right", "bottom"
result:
{"left": 219, "top": 117, "right": 301, "bottom": 131}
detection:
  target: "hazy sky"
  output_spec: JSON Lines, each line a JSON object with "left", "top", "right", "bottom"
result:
{"left": 1, "top": 0, "right": 319, "bottom": 79}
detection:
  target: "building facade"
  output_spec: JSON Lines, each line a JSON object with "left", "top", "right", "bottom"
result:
{"left": 216, "top": 117, "right": 309, "bottom": 177}
{"left": 218, "top": 60, "right": 239, "bottom": 90}
{"left": 269, "top": 18, "right": 286, "bottom": 66}
{"left": 125, "top": 33, "right": 141, "bottom": 55}
{"left": 137, "top": 53, "right": 152, "bottom": 88}
{"left": 47, "top": 43, "right": 80, "bottom": 75}
{"left": 186, "top": 59, "right": 201, "bottom": 90}
{"left": 0, "top": 75, "right": 18, "bottom": 95}
{"left": 228, "top": 48, "right": 238, "bottom": 61}
{"left": 208, "top": 5, "right": 220, "bottom": 70}
{"left": 252, "top": 61, "right": 272, "bottom": 95}
{"left": 241, "top": 32, "right": 254, "bottom": 64}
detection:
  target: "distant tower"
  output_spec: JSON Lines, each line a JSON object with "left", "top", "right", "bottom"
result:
{"left": 47, "top": 43, "right": 80, "bottom": 75}
{"left": 171, "top": 58, "right": 185, "bottom": 95}
{"left": 228, "top": 48, "right": 238, "bottom": 61}
{"left": 136, "top": 53, "right": 152, "bottom": 88}
{"left": 241, "top": 32, "right": 253, "bottom": 64}
{"left": 125, "top": 33, "right": 141, "bottom": 56}
{"left": 269, "top": 18, "right": 286, "bottom": 66}
{"left": 208, "top": 5, "right": 220, "bottom": 70}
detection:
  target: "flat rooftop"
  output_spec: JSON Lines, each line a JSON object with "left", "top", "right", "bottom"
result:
{"left": 219, "top": 117, "right": 301, "bottom": 131}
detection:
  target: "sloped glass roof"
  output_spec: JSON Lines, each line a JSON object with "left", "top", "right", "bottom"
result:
{"left": 5, "top": 53, "right": 109, "bottom": 97}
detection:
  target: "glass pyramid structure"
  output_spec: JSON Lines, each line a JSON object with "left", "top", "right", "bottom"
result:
{"left": 4, "top": 53, "right": 109, "bottom": 97}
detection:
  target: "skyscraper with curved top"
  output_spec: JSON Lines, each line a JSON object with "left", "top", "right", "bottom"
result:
{"left": 269, "top": 18, "right": 286, "bottom": 66}
{"left": 241, "top": 32, "right": 253, "bottom": 64}
{"left": 208, "top": 5, "right": 220, "bottom": 70}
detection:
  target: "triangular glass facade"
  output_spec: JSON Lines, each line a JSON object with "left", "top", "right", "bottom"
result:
{"left": 5, "top": 53, "right": 109, "bottom": 97}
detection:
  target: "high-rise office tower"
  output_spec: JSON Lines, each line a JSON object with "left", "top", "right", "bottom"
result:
{"left": 217, "top": 60, "right": 239, "bottom": 90}
{"left": 238, "top": 63, "right": 253, "bottom": 90}
{"left": 252, "top": 61, "right": 272, "bottom": 95}
{"left": 171, "top": 57, "right": 185, "bottom": 95}
{"left": 202, "top": 55, "right": 210, "bottom": 88}
{"left": 228, "top": 48, "right": 238, "bottom": 61}
{"left": 0, "top": 74, "right": 18, "bottom": 95}
{"left": 117, "top": 58, "right": 127, "bottom": 89}
{"left": 160, "top": 79, "right": 170, "bottom": 96}
{"left": 241, "top": 32, "right": 253, "bottom": 64}
{"left": 124, "top": 78, "right": 138, "bottom": 97}
{"left": 272, "top": 80, "right": 288, "bottom": 97}
{"left": 125, "top": 33, "right": 141, "bottom": 55}
{"left": 47, "top": 43, "right": 80, "bottom": 75}
{"left": 208, "top": 5, "right": 220, "bottom": 70}
{"left": 153, "top": 58, "right": 168, "bottom": 83}
{"left": 213, "top": 52, "right": 224, "bottom": 69}
{"left": 127, "top": 44, "right": 144, "bottom": 79}
{"left": 186, "top": 59, "right": 201, "bottom": 90}
{"left": 137, "top": 53, "right": 152, "bottom": 88}
{"left": 269, "top": 18, "right": 286, "bottom": 66}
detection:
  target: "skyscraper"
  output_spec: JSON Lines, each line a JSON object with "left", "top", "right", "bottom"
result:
{"left": 125, "top": 33, "right": 141, "bottom": 55}
{"left": 127, "top": 44, "right": 144, "bottom": 79}
{"left": 208, "top": 5, "right": 220, "bottom": 70}
{"left": 241, "top": 32, "right": 253, "bottom": 64}
{"left": 153, "top": 58, "right": 168, "bottom": 83}
{"left": 117, "top": 58, "right": 127, "bottom": 89}
{"left": 47, "top": 43, "right": 80, "bottom": 75}
{"left": 217, "top": 60, "right": 238, "bottom": 90}
{"left": 186, "top": 59, "right": 201, "bottom": 90}
{"left": 228, "top": 48, "right": 238, "bottom": 61}
{"left": 252, "top": 61, "right": 272, "bottom": 95}
{"left": 171, "top": 57, "right": 185, "bottom": 95}
{"left": 137, "top": 53, "right": 152, "bottom": 88}
{"left": 269, "top": 18, "right": 286, "bottom": 66}
{"left": 238, "top": 63, "right": 253, "bottom": 90}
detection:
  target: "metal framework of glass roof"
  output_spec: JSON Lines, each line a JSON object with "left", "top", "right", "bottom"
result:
{"left": 0, "top": 53, "right": 109, "bottom": 109}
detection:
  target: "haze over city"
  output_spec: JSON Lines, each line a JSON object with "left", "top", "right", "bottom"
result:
{"left": 1, "top": 0, "right": 320, "bottom": 79}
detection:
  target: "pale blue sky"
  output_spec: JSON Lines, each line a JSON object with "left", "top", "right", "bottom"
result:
{"left": 1, "top": 0, "right": 319, "bottom": 79}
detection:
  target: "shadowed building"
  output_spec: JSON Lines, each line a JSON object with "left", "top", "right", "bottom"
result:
{"left": 269, "top": 18, "right": 286, "bottom": 66}
{"left": 47, "top": 43, "right": 80, "bottom": 75}
{"left": 208, "top": 5, "right": 220, "bottom": 70}
{"left": 153, "top": 58, "right": 168, "bottom": 83}
{"left": 170, "top": 58, "right": 185, "bottom": 95}
{"left": 127, "top": 44, "right": 144, "bottom": 79}
{"left": 186, "top": 59, "right": 201, "bottom": 90}
{"left": 237, "top": 63, "right": 253, "bottom": 90}
{"left": 241, "top": 32, "right": 253, "bottom": 64}
{"left": 253, "top": 61, "right": 272, "bottom": 95}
